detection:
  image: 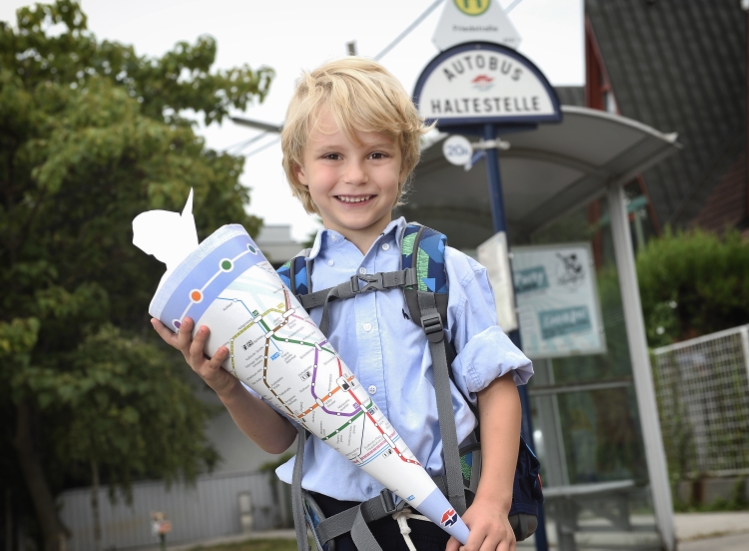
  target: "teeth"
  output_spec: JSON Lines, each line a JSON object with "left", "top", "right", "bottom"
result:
{"left": 338, "top": 196, "right": 371, "bottom": 203}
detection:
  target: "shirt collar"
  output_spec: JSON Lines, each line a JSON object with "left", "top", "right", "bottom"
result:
{"left": 306, "top": 217, "right": 407, "bottom": 260}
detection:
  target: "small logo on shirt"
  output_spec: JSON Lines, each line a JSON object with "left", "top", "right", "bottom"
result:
{"left": 440, "top": 508, "right": 458, "bottom": 527}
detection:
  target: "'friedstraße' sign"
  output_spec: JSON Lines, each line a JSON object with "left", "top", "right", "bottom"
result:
{"left": 413, "top": 42, "right": 561, "bottom": 127}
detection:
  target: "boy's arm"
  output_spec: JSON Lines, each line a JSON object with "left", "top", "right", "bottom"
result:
{"left": 446, "top": 372, "right": 521, "bottom": 551}
{"left": 152, "top": 317, "right": 297, "bottom": 454}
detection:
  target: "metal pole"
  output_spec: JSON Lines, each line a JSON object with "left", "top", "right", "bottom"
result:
{"left": 483, "top": 123, "right": 550, "bottom": 551}
{"left": 606, "top": 183, "right": 675, "bottom": 551}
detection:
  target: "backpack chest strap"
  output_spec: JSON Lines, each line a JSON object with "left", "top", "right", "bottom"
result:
{"left": 296, "top": 268, "right": 417, "bottom": 310}
{"left": 297, "top": 268, "right": 417, "bottom": 336}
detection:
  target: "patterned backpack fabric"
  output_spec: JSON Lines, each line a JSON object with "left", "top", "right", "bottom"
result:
{"left": 400, "top": 224, "right": 448, "bottom": 294}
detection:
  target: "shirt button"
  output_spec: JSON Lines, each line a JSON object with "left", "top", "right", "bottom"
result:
{"left": 368, "top": 385, "right": 377, "bottom": 395}
{"left": 363, "top": 322, "right": 372, "bottom": 332}
{"left": 358, "top": 267, "right": 366, "bottom": 274}
{"left": 328, "top": 259, "right": 335, "bottom": 266}
{"left": 382, "top": 243, "right": 390, "bottom": 251}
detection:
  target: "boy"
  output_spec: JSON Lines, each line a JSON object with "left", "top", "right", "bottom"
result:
{"left": 153, "top": 57, "right": 532, "bottom": 551}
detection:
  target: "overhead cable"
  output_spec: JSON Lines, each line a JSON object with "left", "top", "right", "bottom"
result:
{"left": 374, "top": 0, "right": 445, "bottom": 61}
{"left": 243, "top": 136, "right": 282, "bottom": 159}
{"left": 224, "top": 131, "right": 272, "bottom": 155}
{"left": 505, "top": 0, "right": 525, "bottom": 13}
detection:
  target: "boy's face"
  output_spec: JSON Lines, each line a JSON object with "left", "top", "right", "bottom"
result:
{"left": 296, "top": 109, "right": 403, "bottom": 251}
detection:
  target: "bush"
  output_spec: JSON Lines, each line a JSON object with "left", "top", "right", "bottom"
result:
{"left": 637, "top": 229, "right": 749, "bottom": 347}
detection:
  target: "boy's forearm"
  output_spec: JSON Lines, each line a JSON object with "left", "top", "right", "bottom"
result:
{"left": 218, "top": 379, "right": 298, "bottom": 454}
{"left": 474, "top": 373, "right": 522, "bottom": 514}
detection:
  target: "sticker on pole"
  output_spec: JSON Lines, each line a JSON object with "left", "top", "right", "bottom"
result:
{"left": 442, "top": 135, "right": 473, "bottom": 166}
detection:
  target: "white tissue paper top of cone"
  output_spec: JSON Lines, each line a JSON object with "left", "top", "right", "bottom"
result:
{"left": 132, "top": 189, "right": 200, "bottom": 295}
{"left": 132, "top": 195, "right": 470, "bottom": 544}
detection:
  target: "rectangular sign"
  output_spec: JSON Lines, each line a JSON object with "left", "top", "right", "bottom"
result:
{"left": 512, "top": 243, "right": 606, "bottom": 359}
{"left": 477, "top": 231, "right": 518, "bottom": 333}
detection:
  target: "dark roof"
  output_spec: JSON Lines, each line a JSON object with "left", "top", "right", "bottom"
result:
{"left": 586, "top": 0, "right": 747, "bottom": 229}
{"left": 555, "top": 86, "right": 585, "bottom": 107}
{"left": 689, "top": 153, "right": 747, "bottom": 233}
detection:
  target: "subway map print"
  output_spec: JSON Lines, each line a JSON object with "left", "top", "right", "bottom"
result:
{"left": 187, "top": 259, "right": 418, "bottom": 470}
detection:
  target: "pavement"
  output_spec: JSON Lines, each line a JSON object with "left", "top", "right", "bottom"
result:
{"left": 674, "top": 511, "right": 749, "bottom": 551}
{"left": 142, "top": 511, "right": 749, "bottom": 550}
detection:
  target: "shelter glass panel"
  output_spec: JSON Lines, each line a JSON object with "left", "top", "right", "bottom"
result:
{"left": 522, "top": 195, "right": 660, "bottom": 550}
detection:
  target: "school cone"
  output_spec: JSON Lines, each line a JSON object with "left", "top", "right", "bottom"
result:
{"left": 133, "top": 216, "right": 470, "bottom": 545}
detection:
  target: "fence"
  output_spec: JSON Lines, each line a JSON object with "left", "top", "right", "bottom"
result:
{"left": 58, "top": 469, "right": 290, "bottom": 551}
{"left": 652, "top": 324, "right": 749, "bottom": 478}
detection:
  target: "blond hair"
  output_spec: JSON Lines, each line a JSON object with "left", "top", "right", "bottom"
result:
{"left": 281, "top": 57, "right": 429, "bottom": 214}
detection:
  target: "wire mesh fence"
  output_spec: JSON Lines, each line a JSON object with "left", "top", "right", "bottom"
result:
{"left": 652, "top": 325, "right": 749, "bottom": 478}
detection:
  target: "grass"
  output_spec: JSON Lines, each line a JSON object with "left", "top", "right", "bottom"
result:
{"left": 191, "top": 539, "right": 300, "bottom": 551}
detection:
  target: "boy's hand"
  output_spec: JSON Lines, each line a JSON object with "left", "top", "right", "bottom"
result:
{"left": 445, "top": 497, "right": 516, "bottom": 551}
{"left": 151, "top": 317, "right": 236, "bottom": 396}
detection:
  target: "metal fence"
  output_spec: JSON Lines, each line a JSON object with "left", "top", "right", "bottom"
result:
{"left": 58, "top": 470, "right": 290, "bottom": 551}
{"left": 652, "top": 324, "right": 749, "bottom": 478}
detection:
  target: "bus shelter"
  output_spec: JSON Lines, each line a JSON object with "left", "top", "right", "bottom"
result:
{"left": 396, "top": 106, "right": 681, "bottom": 551}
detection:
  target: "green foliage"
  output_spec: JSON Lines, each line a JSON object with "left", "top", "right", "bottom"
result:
{"left": 673, "top": 478, "right": 749, "bottom": 512}
{"left": 192, "top": 539, "right": 299, "bottom": 551}
{"left": 0, "top": 0, "right": 274, "bottom": 537}
{"left": 23, "top": 325, "right": 218, "bottom": 495}
{"left": 637, "top": 228, "right": 749, "bottom": 347}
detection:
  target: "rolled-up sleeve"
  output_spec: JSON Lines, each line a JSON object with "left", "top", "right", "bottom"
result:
{"left": 445, "top": 247, "right": 533, "bottom": 399}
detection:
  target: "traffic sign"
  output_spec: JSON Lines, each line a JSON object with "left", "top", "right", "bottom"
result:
{"left": 442, "top": 135, "right": 473, "bottom": 166}
{"left": 433, "top": 0, "right": 522, "bottom": 51}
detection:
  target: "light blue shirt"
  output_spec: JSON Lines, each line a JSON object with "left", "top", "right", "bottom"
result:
{"left": 249, "top": 217, "right": 532, "bottom": 502}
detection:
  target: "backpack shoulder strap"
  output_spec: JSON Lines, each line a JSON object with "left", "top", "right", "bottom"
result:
{"left": 277, "top": 248, "right": 312, "bottom": 296}
{"left": 399, "top": 223, "right": 468, "bottom": 516}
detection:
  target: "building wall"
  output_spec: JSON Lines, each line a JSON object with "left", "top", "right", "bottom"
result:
{"left": 189, "top": 369, "right": 295, "bottom": 474}
{"left": 58, "top": 470, "right": 288, "bottom": 551}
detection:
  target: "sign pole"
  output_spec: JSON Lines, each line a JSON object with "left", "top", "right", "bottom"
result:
{"left": 483, "top": 122, "right": 550, "bottom": 551}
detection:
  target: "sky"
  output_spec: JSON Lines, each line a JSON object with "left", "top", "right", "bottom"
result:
{"left": 0, "top": 0, "right": 584, "bottom": 241}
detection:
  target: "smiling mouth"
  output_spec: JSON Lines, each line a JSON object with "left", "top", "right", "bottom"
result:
{"left": 336, "top": 195, "right": 373, "bottom": 203}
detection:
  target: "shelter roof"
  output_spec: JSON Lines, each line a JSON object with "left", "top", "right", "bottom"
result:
{"left": 397, "top": 106, "right": 680, "bottom": 250}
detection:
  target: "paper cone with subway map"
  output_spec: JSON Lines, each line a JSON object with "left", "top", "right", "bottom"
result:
{"left": 135, "top": 216, "right": 470, "bottom": 544}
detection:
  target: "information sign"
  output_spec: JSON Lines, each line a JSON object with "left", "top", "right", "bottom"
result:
{"left": 511, "top": 243, "right": 606, "bottom": 359}
{"left": 477, "top": 232, "right": 518, "bottom": 332}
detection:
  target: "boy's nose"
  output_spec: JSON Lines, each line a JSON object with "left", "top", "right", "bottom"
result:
{"left": 343, "top": 161, "right": 367, "bottom": 185}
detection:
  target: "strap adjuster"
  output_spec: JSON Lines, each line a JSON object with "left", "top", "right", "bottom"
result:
{"left": 351, "top": 273, "right": 385, "bottom": 294}
{"left": 379, "top": 489, "right": 397, "bottom": 515}
{"left": 404, "top": 267, "right": 418, "bottom": 287}
{"left": 420, "top": 312, "right": 444, "bottom": 343}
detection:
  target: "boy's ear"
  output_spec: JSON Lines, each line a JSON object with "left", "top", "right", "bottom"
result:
{"left": 295, "top": 163, "right": 308, "bottom": 187}
{"left": 399, "top": 165, "right": 409, "bottom": 184}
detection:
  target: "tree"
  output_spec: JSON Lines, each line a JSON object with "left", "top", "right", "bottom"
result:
{"left": 0, "top": 2, "right": 274, "bottom": 549}
{"left": 636, "top": 228, "right": 749, "bottom": 347}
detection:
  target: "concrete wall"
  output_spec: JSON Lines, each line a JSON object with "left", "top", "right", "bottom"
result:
{"left": 674, "top": 477, "right": 749, "bottom": 507}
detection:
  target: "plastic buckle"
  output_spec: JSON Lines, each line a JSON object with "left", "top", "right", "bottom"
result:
{"left": 420, "top": 312, "right": 444, "bottom": 343}
{"left": 379, "top": 489, "right": 397, "bottom": 515}
{"left": 350, "top": 273, "right": 385, "bottom": 294}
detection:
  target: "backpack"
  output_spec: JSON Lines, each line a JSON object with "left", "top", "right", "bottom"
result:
{"left": 277, "top": 223, "right": 543, "bottom": 551}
